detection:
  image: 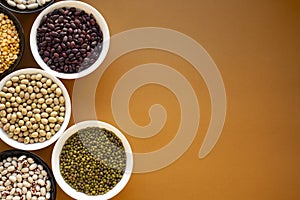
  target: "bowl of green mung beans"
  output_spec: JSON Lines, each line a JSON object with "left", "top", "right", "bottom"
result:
{"left": 52, "top": 120, "right": 133, "bottom": 200}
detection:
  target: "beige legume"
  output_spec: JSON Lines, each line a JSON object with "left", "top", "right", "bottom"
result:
{"left": 0, "top": 73, "right": 66, "bottom": 144}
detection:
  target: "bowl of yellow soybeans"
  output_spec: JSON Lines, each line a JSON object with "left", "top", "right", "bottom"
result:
{"left": 0, "top": 68, "right": 71, "bottom": 151}
{"left": 0, "top": 7, "right": 25, "bottom": 80}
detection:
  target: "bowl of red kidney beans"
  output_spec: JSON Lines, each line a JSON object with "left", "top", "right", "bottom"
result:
{"left": 30, "top": 0, "right": 110, "bottom": 79}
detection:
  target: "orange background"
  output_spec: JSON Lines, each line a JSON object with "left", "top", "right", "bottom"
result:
{"left": 1, "top": 0, "right": 300, "bottom": 199}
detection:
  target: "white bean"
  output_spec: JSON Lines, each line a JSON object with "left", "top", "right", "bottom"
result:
{"left": 22, "top": 186, "right": 27, "bottom": 194}
{"left": 16, "top": 3, "right": 26, "bottom": 10}
{"left": 11, "top": 160, "right": 17, "bottom": 168}
{"left": 41, "top": 170, "right": 47, "bottom": 177}
{"left": 40, "top": 187, "right": 46, "bottom": 196}
{"left": 26, "top": 191, "right": 32, "bottom": 199}
{"left": 37, "top": 0, "right": 45, "bottom": 6}
{"left": 37, "top": 179, "right": 45, "bottom": 186}
{"left": 28, "top": 176, "right": 33, "bottom": 183}
{"left": 46, "top": 192, "right": 50, "bottom": 199}
{"left": 13, "top": 196, "right": 20, "bottom": 200}
{"left": 0, "top": 186, "right": 5, "bottom": 191}
{"left": 4, "top": 162, "right": 11, "bottom": 168}
{"left": 9, "top": 187, "right": 15, "bottom": 195}
{"left": 4, "top": 180, "right": 11, "bottom": 186}
{"left": 7, "top": 166, "right": 15, "bottom": 172}
{"left": 17, "top": 182, "right": 23, "bottom": 188}
{"left": 27, "top": 158, "right": 34, "bottom": 164}
{"left": 17, "top": 163, "right": 22, "bottom": 171}
{"left": 22, "top": 173, "right": 29, "bottom": 179}
{"left": 14, "top": 0, "right": 23, "bottom": 4}
{"left": 9, "top": 175, "right": 17, "bottom": 183}
{"left": 28, "top": 0, "right": 36, "bottom": 4}
{"left": 35, "top": 185, "right": 41, "bottom": 191}
{"left": 21, "top": 167, "right": 29, "bottom": 173}
{"left": 16, "top": 174, "right": 22, "bottom": 183}
{"left": 7, "top": 0, "right": 17, "bottom": 7}
{"left": 1, "top": 176, "right": 7, "bottom": 181}
{"left": 27, "top": 3, "right": 38, "bottom": 9}
{"left": 23, "top": 180, "right": 31, "bottom": 188}
{"left": 7, "top": 195, "right": 13, "bottom": 200}
{"left": 32, "top": 174, "right": 38, "bottom": 180}
{"left": 45, "top": 180, "right": 51, "bottom": 191}
{"left": 1, "top": 169, "right": 8, "bottom": 176}
{"left": 29, "top": 163, "right": 37, "bottom": 171}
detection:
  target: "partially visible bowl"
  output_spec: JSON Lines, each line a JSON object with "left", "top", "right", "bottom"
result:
{"left": 52, "top": 120, "right": 133, "bottom": 200}
{"left": 30, "top": 1, "right": 110, "bottom": 79}
{"left": 0, "top": 7, "right": 25, "bottom": 80}
{"left": 0, "top": 68, "right": 71, "bottom": 151}
{"left": 0, "top": 149, "right": 56, "bottom": 200}
{"left": 0, "top": 0, "right": 55, "bottom": 14}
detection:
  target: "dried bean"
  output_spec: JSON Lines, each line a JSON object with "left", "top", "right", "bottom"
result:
{"left": 0, "top": 156, "right": 52, "bottom": 200}
{"left": 60, "top": 127, "right": 126, "bottom": 195}
{"left": 37, "top": 7, "right": 103, "bottom": 73}
{"left": 0, "top": 73, "right": 66, "bottom": 144}
{"left": 5, "top": 0, "right": 51, "bottom": 10}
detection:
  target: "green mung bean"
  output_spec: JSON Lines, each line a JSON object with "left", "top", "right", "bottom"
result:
{"left": 59, "top": 127, "right": 126, "bottom": 196}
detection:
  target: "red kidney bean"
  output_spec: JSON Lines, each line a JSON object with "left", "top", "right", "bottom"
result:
{"left": 37, "top": 7, "right": 103, "bottom": 73}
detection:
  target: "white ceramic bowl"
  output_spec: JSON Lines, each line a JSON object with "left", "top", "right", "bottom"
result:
{"left": 0, "top": 68, "right": 71, "bottom": 151}
{"left": 30, "top": 1, "right": 110, "bottom": 79}
{"left": 52, "top": 120, "right": 133, "bottom": 200}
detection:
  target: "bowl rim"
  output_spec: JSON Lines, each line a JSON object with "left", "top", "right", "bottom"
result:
{"left": 0, "top": 149, "right": 57, "bottom": 200}
{"left": 0, "top": 7, "right": 25, "bottom": 80}
{"left": 51, "top": 120, "right": 133, "bottom": 200}
{"left": 30, "top": 0, "right": 110, "bottom": 79}
{"left": 0, "top": 68, "right": 71, "bottom": 151}
{"left": 0, "top": 0, "right": 55, "bottom": 14}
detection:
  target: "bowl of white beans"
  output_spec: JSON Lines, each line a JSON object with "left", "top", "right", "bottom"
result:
{"left": 0, "top": 149, "right": 56, "bottom": 199}
{"left": 0, "top": 0, "right": 55, "bottom": 14}
{"left": 0, "top": 68, "right": 71, "bottom": 151}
